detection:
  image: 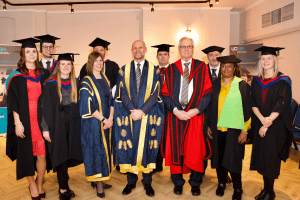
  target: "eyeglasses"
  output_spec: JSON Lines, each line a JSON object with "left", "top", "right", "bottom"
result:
{"left": 42, "top": 45, "right": 54, "bottom": 49}
{"left": 179, "top": 45, "right": 194, "bottom": 49}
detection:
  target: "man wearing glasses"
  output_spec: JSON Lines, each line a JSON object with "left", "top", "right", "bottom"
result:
{"left": 35, "top": 34, "right": 60, "bottom": 73}
{"left": 161, "top": 37, "right": 212, "bottom": 196}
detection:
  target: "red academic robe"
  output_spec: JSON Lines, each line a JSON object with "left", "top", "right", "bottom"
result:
{"left": 161, "top": 59, "right": 212, "bottom": 174}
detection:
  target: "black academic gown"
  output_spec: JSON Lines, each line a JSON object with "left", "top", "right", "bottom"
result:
{"left": 250, "top": 73, "right": 293, "bottom": 179}
{"left": 41, "top": 81, "right": 83, "bottom": 171}
{"left": 79, "top": 60, "right": 119, "bottom": 88}
{"left": 6, "top": 69, "right": 51, "bottom": 180}
{"left": 209, "top": 78, "right": 251, "bottom": 173}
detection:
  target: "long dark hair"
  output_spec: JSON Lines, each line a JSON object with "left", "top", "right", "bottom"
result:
{"left": 17, "top": 48, "right": 43, "bottom": 75}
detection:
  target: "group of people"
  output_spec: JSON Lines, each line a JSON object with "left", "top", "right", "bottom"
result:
{"left": 5, "top": 34, "right": 293, "bottom": 200}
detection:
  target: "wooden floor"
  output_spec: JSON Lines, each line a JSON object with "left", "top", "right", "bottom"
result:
{"left": 0, "top": 137, "right": 300, "bottom": 200}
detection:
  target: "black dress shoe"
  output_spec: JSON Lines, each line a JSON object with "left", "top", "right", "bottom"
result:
{"left": 191, "top": 186, "right": 201, "bottom": 196}
{"left": 59, "top": 190, "right": 71, "bottom": 200}
{"left": 232, "top": 189, "right": 243, "bottom": 200}
{"left": 173, "top": 185, "right": 183, "bottom": 195}
{"left": 255, "top": 190, "right": 267, "bottom": 200}
{"left": 67, "top": 188, "right": 75, "bottom": 198}
{"left": 144, "top": 184, "right": 155, "bottom": 197}
{"left": 226, "top": 175, "right": 232, "bottom": 184}
{"left": 116, "top": 165, "right": 120, "bottom": 171}
{"left": 216, "top": 183, "right": 226, "bottom": 197}
{"left": 122, "top": 184, "right": 136, "bottom": 195}
{"left": 261, "top": 192, "right": 275, "bottom": 200}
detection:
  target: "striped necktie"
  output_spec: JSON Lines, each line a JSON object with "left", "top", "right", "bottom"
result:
{"left": 211, "top": 68, "right": 217, "bottom": 80}
{"left": 136, "top": 63, "right": 141, "bottom": 93}
{"left": 180, "top": 62, "right": 190, "bottom": 107}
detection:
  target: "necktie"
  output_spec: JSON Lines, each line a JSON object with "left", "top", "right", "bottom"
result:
{"left": 46, "top": 61, "right": 51, "bottom": 71}
{"left": 136, "top": 63, "right": 141, "bottom": 93}
{"left": 180, "top": 62, "right": 190, "bottom": 107}
{"left": 211, "top": 68, "right": 217, "bottom": 80}
{"left": 160, "top": 67, "right": 166, "bottom": 83}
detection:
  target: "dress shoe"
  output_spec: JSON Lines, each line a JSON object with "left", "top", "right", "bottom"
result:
{"left": 191, "top": 186, "right": 201, "bottom": 196}
{"left": 122, "top": 184, "right": 136, "bottom": 195}
{"left": 173, "top": 185, "right": 183, "bottom": 195}
{"left": 255, "top": 190, "right": 267, "bottom": 200}
{"left": 232, "top": 189, "right": 243, "bottom": 200}
{"left": 29, "top": 188, "right": 41, "bottom": 200}
{"left": 226, "top": 175, "right": 232, "bottom": 184}
{"left": 39, "top": 192, "right": 46, "bottom": 198}
{"left": 91, "top": 182, "right": 112, "bottom": 189}
{"left": 261, "top": 192, "right": 275, "bottom": 200}
{"left": 67, "top": 188, "right": 75, "bottom": 198}
{"left": 59, "top": 190, "right": 71, "bottom": 200}
{"left": 144, "top": 184, "right": 155, "bottom": 197}
{"left": 216, "top": 183, "right": 226, "bottom": 197}
{"left": 116, "top": 165, "right": 120, "bottom": 171}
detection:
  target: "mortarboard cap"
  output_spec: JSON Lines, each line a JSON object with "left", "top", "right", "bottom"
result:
{"left": 51, "top": 53, "right": 79, "bottom": 62}
{"left": 254, "top": 46, "right": 284, "bottom": 56}
{"left": 34, "top": 34, "right": 60, "bottom": 52}
{"left": 89, "top": 37, "right": 110, "bottom": 49}
{"left": 202, "top": 46, "right": 225, "bottom": 54}
{"left": 12, "top": 37, "right": 40, "bottom": 49}
{"left": 217, "top": 55, "right": 241, "bottom": 64}
{"left": 151, "top": 44, "right": 175, "bottom": 53}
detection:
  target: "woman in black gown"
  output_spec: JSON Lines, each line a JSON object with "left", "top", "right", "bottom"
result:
{"left": 250, "top": 46, "right": 293, "bottom": 200}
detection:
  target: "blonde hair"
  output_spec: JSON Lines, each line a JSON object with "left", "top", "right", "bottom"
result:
{"left": 86, "top": 51, "right": 104, "bottom": 75}
{"left": 49, "top": 60, "right": 78, "bottom": 103}
{"left": 258, "top": 55, "right": 279, "bottom": 79}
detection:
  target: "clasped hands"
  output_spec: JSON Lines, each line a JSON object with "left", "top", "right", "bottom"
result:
{"left": 173, "top": 108, "right": 199, "bottom": 121}
{"left": 259, "top": 116, "right": 273, "bottom": 137}
{"left": 130, "top": 109, "right": 144, "bottom": 121}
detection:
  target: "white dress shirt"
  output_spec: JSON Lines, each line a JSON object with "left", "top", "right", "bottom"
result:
{"left": 41, "top": 58, "right": 54, "bottom": 70}
{"left": 209, "top": 63, "right": 220, "bottom": 77}
{"left": 134, "top": 60, "right": 145, "bottom": 74}
{"left": 178, "top": 59, "right": 193, "bottom": 109}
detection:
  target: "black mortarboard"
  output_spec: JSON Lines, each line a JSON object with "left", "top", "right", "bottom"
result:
{"left": 254, "top": 46, "right": 284, "bottom": 56}
{"left": 34, "top": 34, "right": 60, "bottom": 52}
{"left": 217, "top": 55, "right": 241, "bottom": 64}
{"left": 202, "top": 46, "right": 225, "bottom": 54}
{"left": 12, "top": 37, "right": 40, "bottom": 49}
{"left": 89, "top": 37, "right": 110, "bottom": 49}
{"left": 51, "top": 53, "right": 79, "bottom": 62}
{"left": 151, "top": 44, "right": 175, "bottom": 53}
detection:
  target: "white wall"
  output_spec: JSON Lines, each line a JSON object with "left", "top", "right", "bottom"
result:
{"left": 230, "top": 11, "right": 240, "bottom": 45}
{"left": 1, "top": 7, "right": 232, "bottom": 76}
{"left": 240, "top": 0, "right": 300, "bottom": 101}
{"left": 143, "top": 7, "right": 231, "bottom": 65}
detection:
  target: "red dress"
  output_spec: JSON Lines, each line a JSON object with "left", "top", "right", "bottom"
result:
{"left": 27, "top": 69, "right": 46, "bottom": 156}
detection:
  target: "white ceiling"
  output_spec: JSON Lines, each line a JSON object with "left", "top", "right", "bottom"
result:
{"left": 2, "top": 0, "right": 262, "bottom": 11}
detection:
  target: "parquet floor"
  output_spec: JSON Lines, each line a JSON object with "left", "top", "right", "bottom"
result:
{"left": 0, "top": 136, "right": 299, "bottom": 200}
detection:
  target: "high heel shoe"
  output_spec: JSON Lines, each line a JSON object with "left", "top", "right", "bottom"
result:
{"left": 96, "top": 183, "right": 105, "bottom": 198}
{"left": 39, "top": 192, "right": 46, "bottom": 198}
{"left": 29, "top": 188, "right": 41, "bottom": 200}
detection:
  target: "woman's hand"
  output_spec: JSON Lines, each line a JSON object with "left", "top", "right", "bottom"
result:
{"left": 103, "top": 118, "right": 113, "bottom": 130}
{"left": 15, "top": 123, "right": 25, "bottom": 138}
{"left": 260, "top": 117, "right": 272, "bottom": 128}
{"left": 259, "top": 126, "right": 268, "bottom": 137}
{"left": 43, "top": 131, "right": 51, "bottom": 142}
{"left": 207, "top": 127, "right": 213, "bottom": 140}
{"left": 238, "top": 131, "right": 247, "bottom": 144}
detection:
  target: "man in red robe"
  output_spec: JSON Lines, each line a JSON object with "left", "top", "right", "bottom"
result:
{"left": 161, "top": 37, "right": 212, "bottom": 196}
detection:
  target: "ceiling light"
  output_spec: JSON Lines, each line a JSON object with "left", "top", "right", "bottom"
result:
{"left": 70, "top": 4, "right": 74, "bottom": 14}
{"left": 210, "top": 4, "right": 213, "bottom": 10}
{"left": 151, "top": 3, "right": 154, "bottom": 13}
{"left": 3, "top": 2, "right": 7, "bottom": 12}
{"left": 216, "top": 0, "right": 219, "bottom": 4}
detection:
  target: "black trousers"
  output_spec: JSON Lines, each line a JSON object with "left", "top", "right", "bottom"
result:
{"left": 57, "top": 161, "right": 69, "bottom": 190}
{"left": 216, "top": 131, "right": 242, "bottom": 190}
{"left": 263, "top": 176, "right": 275, "bottom": 193}
{"left": 155, "top": 146, "right": 163, "bottom": 171}
{"left": 171, "top": 170, "right": 203, "bottom": 187}
{"left": 127, "top": 172, "right": 153, "bottom": 185}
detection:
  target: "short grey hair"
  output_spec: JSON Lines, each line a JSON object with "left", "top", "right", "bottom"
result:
{"left": 178, "top": 37, "right": 194, "bottom": 47}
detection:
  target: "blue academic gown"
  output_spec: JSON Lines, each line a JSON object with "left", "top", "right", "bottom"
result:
{"left": 114, "top": 60, "right": 164, "bottom": 175}
{"left": 79, "top": 74, "right": 112, "bottom": 181}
